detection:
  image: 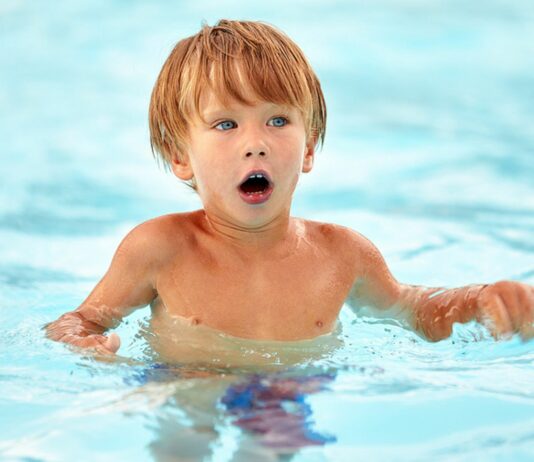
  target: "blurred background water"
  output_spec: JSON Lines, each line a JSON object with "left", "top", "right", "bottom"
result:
{"left": 1, "top": 1, "right": 533, "bottom": 461}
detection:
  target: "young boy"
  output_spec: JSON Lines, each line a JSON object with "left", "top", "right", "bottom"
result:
{"left": 44, "top": 19, "right": 534, "bottom": 355}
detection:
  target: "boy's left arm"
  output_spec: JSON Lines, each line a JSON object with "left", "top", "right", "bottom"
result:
{"left": 344, "top": 230, "right": 534, "bottom": 342}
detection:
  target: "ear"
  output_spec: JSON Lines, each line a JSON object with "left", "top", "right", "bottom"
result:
{"left": 301, "top": 137, "right": 316, "bottom": 174}
{"left": 171, "top": 150, "right": 194, "bottom": 181}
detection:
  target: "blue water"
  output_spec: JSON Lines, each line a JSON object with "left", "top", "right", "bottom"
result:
{"left": 1, "top": 1, "right": 534, "bottom": 460}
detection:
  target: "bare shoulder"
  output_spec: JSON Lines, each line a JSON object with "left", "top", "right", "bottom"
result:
{"left": 299, "top": 218, "right": 375, "bottom": 261}
{"left": 118, "top": 210, "right": 200, "bottom": 265}
{"left": 298, "top": 217, "right": 347, "bottom": 239}
{"left": 298, "top": 218, "right": 401, "bottom": 309}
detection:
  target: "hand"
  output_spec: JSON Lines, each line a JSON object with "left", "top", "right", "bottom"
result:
{"left": 58, "top": 332, "right": 121, "bottom": 355}
{"left": 45, "top": 311, "right": 121, "bottom": 355}
{"left": 476, "top": 281, "right": 534, "bottom": 341}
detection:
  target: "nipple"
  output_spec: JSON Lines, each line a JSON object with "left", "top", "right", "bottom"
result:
{"left": 316, "top": 320, "right": 324, "bottom": 328}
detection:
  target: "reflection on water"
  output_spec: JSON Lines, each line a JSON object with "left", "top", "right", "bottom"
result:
{"left": 221, "top": 373, "right": 336, "bottom": 450}
{"left": 128, "top": 364, "right": 337, "bottom": 460}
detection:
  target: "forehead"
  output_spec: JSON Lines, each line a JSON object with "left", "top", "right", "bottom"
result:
{"left": 199, "top": 88, "right": 293, "bottom": 117}
{"left": 198, "top": 78, "right": 257, "bottom": 112}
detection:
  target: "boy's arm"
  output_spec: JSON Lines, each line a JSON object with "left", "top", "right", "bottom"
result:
{"left": 344, "top": 230, "right": 534, "bottom": 342}
{"left": 44, "top": 221, "right": 162, "bottom": 354}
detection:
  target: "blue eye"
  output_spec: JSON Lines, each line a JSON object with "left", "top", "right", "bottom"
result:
{"left": 215, "top": 120, "right": 237, "bottom": 131}
{"left": 269, "top": 117, "right": 288, "bottom": 127}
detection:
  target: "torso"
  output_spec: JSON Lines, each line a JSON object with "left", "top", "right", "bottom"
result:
{"left": 150, "top": 210, "right": 357, "bottom": 341}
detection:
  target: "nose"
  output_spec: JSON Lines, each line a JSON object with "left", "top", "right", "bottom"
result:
{"left": 243, "top": 126, "right": 269, "bottom": 158}
{"left": 245, "top": 150, "right": 266, "bottom": 158}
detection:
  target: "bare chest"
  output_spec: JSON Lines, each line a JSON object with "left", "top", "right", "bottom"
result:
{"left": 154, "top": 247, "right": 354, "bottom": 340}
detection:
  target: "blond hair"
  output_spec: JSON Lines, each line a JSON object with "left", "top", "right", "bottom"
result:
{"left": 149, "top": 19, "right": 327, "bottom": 191}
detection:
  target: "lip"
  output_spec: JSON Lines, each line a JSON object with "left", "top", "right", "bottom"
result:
{"left": 237, "top": 169, "right": 274, "bottom": 205}
{"left": 238, "top": 185, "right": 274, "bottom": 204}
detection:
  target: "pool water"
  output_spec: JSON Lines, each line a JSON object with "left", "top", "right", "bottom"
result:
{"left": 1, "top": 1, "right": 534, "bottom": 461}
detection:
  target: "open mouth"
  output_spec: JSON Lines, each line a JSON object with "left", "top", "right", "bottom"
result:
{"left": 238, "top": 171, "right": 274, "bottom": 204}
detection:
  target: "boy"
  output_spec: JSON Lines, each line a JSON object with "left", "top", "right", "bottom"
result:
{"left": 45, "top": 19, "right": 534, "bottom": 355}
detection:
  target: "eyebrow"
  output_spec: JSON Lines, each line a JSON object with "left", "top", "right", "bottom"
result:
{"left": 202, "top": 110, "right": 232, "bottom": 120}
{"left": 202, "top": 103, "right": 293, "bottom": 121}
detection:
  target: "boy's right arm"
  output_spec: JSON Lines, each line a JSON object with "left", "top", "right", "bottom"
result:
{"left": 44, "top": 221, "right": 162, "bottom": 354}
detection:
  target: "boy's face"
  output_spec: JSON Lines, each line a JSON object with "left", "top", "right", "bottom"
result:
{"left": 172, "top": 87, "right": 315, "bottom": 227}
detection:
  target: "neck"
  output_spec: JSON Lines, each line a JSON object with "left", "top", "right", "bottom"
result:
{"left": 199, "top": 208, "right": 299, "bottom": 257}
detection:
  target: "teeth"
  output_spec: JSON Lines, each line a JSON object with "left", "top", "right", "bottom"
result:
{"left": 240, "top": 172, "right": 271, "bottom": 196}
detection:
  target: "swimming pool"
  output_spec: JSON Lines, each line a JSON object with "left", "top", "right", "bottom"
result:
{"left": 1, "top": 1, "right": 533, "bottom": 460}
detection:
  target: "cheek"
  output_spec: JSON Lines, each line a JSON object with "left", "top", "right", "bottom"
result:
{"left": 290, "top": 143, "right": 308, "bottom": 170}
{"left": 193, "top": 163, "right": 229, "bottom": 199}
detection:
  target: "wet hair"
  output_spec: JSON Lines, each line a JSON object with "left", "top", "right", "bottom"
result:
{"left": 149, "top": 19, "right": 327, "bottom": 192}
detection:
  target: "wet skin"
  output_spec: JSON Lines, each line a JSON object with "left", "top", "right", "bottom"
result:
{"left": 150, "top": 211, "right": 356, "bottom": 340}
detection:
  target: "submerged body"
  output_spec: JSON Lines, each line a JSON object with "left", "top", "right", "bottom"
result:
{"left": 148, "top": 298, "right": 344, "bottom": 368}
